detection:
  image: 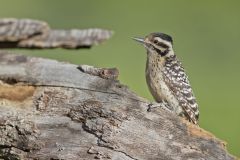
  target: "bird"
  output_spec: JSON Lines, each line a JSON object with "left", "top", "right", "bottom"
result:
{"left": 133, "top": 32, "right": 199, "bottom": 125}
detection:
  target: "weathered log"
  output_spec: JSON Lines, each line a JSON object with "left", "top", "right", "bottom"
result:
{"left": 0, "top": 18, "right": 112, "bottom": 49}
{"left": 0, "top": 52, "right": 236, "bottom": 160}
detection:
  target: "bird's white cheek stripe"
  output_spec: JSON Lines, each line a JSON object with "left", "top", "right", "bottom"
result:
{"left": 154, "top": 37, "right": 172, "bottom": 48}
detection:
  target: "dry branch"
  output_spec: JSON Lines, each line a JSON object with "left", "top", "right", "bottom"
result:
{"left": 0, "top": 51, "right": 236, "bottom": 160}
{"left": 0, "top": 18, "right": 112, "bottom": 49}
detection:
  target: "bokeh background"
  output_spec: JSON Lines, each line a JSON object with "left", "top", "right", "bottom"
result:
{"left": 0, "top": 0, "right": 239, "bottom": 157}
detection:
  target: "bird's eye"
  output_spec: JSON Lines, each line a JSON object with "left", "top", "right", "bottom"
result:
{"left": 153, "top": 40, "right": 158, "bottom": 44}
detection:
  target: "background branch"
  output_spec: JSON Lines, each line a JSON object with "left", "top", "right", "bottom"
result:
{"left": 0, "top": 18, "right": 112, "bottom": 49}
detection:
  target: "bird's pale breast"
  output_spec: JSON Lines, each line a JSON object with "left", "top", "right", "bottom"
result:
{"left": 145, "top": 55, "right": 183, "bottom": 115}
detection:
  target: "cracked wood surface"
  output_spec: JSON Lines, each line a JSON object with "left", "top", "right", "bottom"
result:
{"left": 0, "top": 18, "right": 112, "bottom": 49}
{"left": 0, "top": 52, "right": 236, "bottom": 160}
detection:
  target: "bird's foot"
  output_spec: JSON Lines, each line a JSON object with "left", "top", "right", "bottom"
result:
{"left": 147, "top": 101, "right": 173, "bottom": 112}
{"left": 147, "top": 103, "right": 161, "bottom": 112}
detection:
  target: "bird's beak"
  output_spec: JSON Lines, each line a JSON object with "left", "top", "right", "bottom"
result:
{"left": 132, "top": 37, "right": 145, "bottom": 44}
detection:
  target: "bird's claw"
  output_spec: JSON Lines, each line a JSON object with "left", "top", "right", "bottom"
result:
{"left": 147, "top": 103, "right": 162, "bottom": 112}
{"left": 147, "top": 101, "right": 174, "bottom": 113}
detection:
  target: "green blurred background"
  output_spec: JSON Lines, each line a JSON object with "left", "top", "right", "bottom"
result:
{"left": 0, "top": 0, "right": 239, "bottom": 157}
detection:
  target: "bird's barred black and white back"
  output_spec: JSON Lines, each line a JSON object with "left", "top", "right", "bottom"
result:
{"left": 162, "top": 55, "right": 199, "bottom": 124}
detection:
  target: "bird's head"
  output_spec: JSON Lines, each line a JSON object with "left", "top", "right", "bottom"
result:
{"left": 133, "top": 32, "right": 174, "bottom": 57}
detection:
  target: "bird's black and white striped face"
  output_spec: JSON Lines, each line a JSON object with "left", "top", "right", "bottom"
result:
{"left": 133, "top": 33, "right": 174, "bottom": 57}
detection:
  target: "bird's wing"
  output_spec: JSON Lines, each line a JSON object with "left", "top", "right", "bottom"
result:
{"left": 162, "top": 56, "right": 199, "bottom": 124}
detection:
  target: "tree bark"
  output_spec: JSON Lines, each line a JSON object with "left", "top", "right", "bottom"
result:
{"left": 0, "top": 51, "right": 236, "bottom": 160}
{"left": 0, "top": 18, "right": 112, "bottom": 49}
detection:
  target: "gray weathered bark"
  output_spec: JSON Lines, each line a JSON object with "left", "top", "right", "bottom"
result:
{"left": 0, "top": 18, "right": 112, "bottom": 49}
{"left": 0, "top": 51, "right": 236, "bottom": 160}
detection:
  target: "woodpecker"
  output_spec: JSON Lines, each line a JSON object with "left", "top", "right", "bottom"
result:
{"left": 133, "top": 33, "right": 199, "bottom": 125}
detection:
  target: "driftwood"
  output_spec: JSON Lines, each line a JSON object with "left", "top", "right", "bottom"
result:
{"left": 0, "top": 51, "right": 236, "bottom": 160}
{"left": 0, "top": 18, "right": 112, "bottom": 49}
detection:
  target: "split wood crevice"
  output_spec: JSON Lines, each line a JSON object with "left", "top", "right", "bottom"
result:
{"left": 0, "top": 52, "right": 236, "bottom": 160}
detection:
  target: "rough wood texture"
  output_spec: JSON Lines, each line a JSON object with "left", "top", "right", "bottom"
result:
{"left": 0, "top": 52, "right": 236, "bottom": 160}
{"left": 0, "top": 18, "right": 112, "bottom": 49}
